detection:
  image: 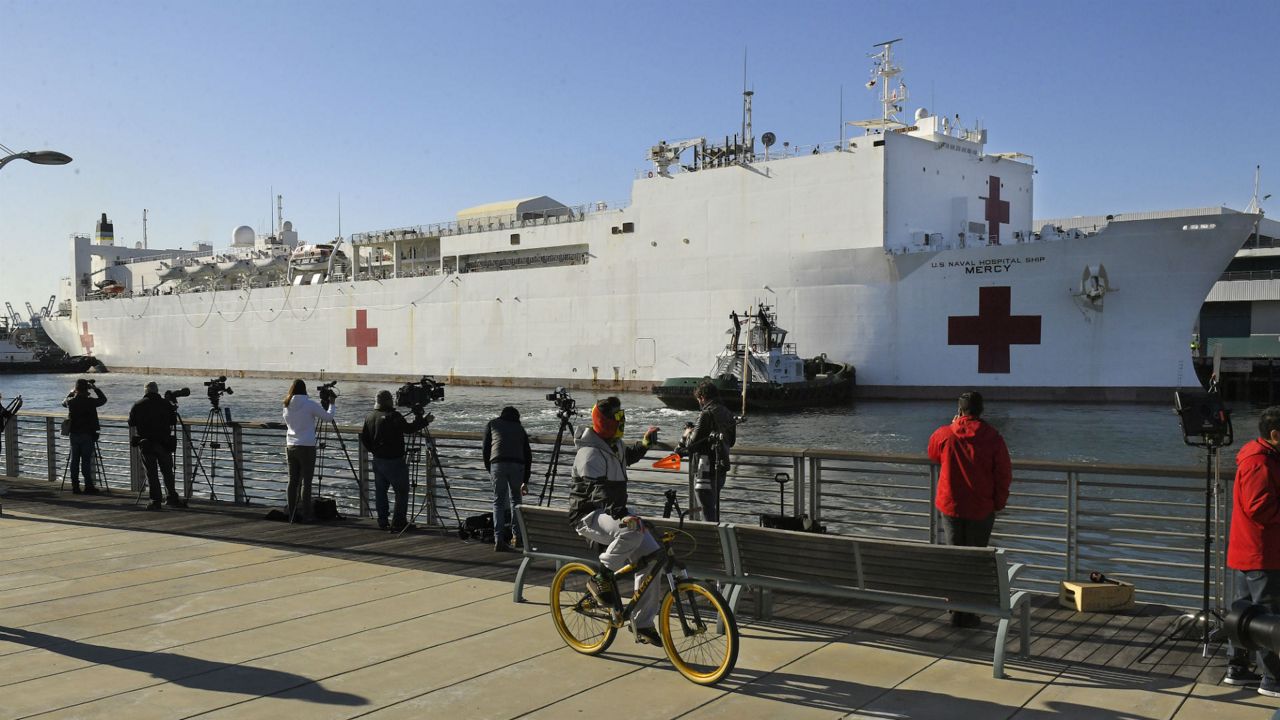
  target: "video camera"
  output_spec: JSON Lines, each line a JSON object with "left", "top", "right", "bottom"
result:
{"left": 396, "top": 376, "right": 445, "bottom": 412}
{"left": 318, "top": 380, "right": 340, "bottom": 405}
{"left": 1227, "top": 600, "right": 1280, "bottom": 657}
{"left": 204, "top": 376, "right": 233, "bottom": 406}
{"left": 163, "top": 387, "right": 191, "bottom": 405}
{"left": 545, "top": 386, "right": 576, "bottom": 420}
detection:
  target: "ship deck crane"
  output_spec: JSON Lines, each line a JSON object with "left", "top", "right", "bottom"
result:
{"left": 647, "top": 137, "right": 705, "bottom": 177}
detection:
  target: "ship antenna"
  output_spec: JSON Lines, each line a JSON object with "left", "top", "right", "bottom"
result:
{"left": 869, "top": 38, "right": 907, "bottom": 126}
{"left": 276, "top": 193, "right": 284, "bottom": 238}
{"left": 741, "top": 48, "right": 755, "bottom": 163}
{"left": 1247, "top": 164, "right": 1268, "bottom": 215}
{"left": 142, "top": 208, "right": 148, "bottom": 250}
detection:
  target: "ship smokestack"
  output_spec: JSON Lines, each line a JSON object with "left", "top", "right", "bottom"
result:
{"left": 94, "top": 213, "right": 114, "bottom": 246}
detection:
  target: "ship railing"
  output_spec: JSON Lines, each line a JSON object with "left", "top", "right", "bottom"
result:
{"left": 350, "top": 200, "right": 630, "bottom": 246}
{"left": 1, "top": 412, "right": 1224, "bottom": 610}
{"left": 1219, "top": 269, "right": 1280, "bottom": 282}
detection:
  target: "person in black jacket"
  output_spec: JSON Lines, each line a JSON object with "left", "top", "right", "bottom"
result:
{"left": 63, "top": 378, "right": 106, "bottom": 494}
{"left": 359, "top": 390, "right": 429, "bottom": 530}
{"left": 129, "top": 382, "right": 186, "bottom": 510}
{"left": 482, "top": 406, "right": 533, "bottom": 552}
{"left": 685, "top": 380, "right": 736, "bottom": 521}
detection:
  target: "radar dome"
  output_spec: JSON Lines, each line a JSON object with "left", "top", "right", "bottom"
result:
{"left": 232, "top": 225, "right": 255, "bottom": 247}
{"left": 914, "top": 107, "right": 930, "bottom": 122}
{"left": 282, "top": 221, "right": 293, "bottom": 231}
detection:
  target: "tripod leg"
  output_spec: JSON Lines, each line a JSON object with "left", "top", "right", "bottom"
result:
{"left": 94, "top": 440, "right": 110, "bottom": 494}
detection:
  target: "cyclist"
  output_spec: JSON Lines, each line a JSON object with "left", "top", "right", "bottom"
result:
{"left": 566, "top": 396, "right": 662, "bottom": 645}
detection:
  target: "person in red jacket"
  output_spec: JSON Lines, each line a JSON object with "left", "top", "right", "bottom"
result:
{"left": 1225, "top": 407, "right": 1280, "bottom": 695}
{"left": 928, "top": 391, "right": 1012, "bottom": 628}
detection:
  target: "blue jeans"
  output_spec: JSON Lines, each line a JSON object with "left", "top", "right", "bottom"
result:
{"left": 371, "top": 456, "right": 410, "bottom": 527}
{"left": 68, "top": 433, "right": 97, "bottom": 487}
{"left": 491, "top": 462, "right": 524, "bottom": 545}
{"left": 1229, "top": 569, "right": 1280, "bottom": 686}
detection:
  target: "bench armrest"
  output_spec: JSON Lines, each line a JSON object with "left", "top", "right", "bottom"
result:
{"left": 1006, "top": 562, "right": 1026, "bottom": 583}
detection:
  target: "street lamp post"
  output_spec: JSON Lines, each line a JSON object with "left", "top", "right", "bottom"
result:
{"left": 0, "top": 149, "right": 73, "bottom": 172}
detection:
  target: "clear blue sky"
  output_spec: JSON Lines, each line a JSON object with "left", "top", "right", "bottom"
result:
{"left": 2, "top": 0, "right": 1276, "bottom": 312}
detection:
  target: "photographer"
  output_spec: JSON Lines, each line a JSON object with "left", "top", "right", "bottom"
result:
{"left": 1225, "top": 406, "right": 1280, "bottom": 695}
{"left": 483, "top": 406, "right": 532, "bottom": 552}
{"left": 129, "top": 382, "right": 186, "bottom": 510}
{"left": 359, "top": 390, "right": 430, "bottom": 531}
{"left": 63, "top": 378, "right": 106, "bottom": 494}
{"left": 684, "top": 380, "right": 736, "bottom": 522}
{"left": 282, "top": 379, "right": 337, "bottom": 522}
{"left": 566, "top": 397, "right": 663, "bottom": 645}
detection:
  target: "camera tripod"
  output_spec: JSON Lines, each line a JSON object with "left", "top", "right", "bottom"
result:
{"left": 60, "top": 434, "right": 110, "bottom": 495}
{"left": 403, "top": 423, "right": 464, "bottom": 538}
{"left": 190, "top": 399, "right": 238, "bottom": 502}
{"left": 536, "top": 409, "right": 575, "bottom": 506}
{"left": 303, "top": 414, "right": 360, "bottom": 523}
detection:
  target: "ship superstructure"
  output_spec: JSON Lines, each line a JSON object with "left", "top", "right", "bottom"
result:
{"left": 44, "top": 41, "right": 1257, "bottom": 400}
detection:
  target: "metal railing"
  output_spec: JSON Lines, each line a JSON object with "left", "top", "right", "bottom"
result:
{"left": 349, "top": 199, "right": 630, "bottom": 246}
{"left": 1, "top": 411, "right": 1226, "bottom": 610}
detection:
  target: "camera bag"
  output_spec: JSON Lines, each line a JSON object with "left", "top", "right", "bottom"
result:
{"left": 312, "top": 497, "right": 340, "bottom": 521}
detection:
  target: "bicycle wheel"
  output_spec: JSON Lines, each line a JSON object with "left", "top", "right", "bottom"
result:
{"left": 659, "top": 581, "right": 739, "bottom": 685}
{"left": 550, "top": 562, "right": 617, "bottom": 655}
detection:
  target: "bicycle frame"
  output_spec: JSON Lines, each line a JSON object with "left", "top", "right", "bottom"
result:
{"left": 604, "top": 531, "right": 710, "bottom": 638}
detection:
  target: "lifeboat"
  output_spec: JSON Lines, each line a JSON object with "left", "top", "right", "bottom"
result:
{"left": 156, "top": 263, "right": 185, "bottom": 283}
{"left": 290, "top": 244, "right": 337, "bottom": 273}
{"left": 215, "top": 258, "right": 252, "bottom": 277}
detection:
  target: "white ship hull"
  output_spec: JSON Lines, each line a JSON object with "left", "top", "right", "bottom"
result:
{"left": 44, "top": 83, "right": 1258, "bottom": 401}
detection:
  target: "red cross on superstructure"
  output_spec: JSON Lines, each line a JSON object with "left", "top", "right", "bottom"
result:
{"left": 79, "top": 322, "right": 94, "bottom": 355}
{"left": 980, "top": 175, "right": 1010, "bottom": 245}
{"left": 345, "top": 309, "right": 378, "bottom": 366}
{"left": 948, "top": 286, "right": 1041, "bottom": 374}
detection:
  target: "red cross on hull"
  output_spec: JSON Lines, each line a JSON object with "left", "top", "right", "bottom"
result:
{"left": 345, "top": 309, "right": 379, "bottom": 366}
{"left": 980, "top": 175, "right": 1010, "bottom": 245}
{"left": 79, "top": 322, "right": 95, "bottom": 355}
{"left": 948, "top": 286, "right": 1041, "bottom": 373}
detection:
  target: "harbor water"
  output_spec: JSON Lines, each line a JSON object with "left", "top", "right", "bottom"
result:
{"left": 0, "top": 372, "right": 1261, "bottom": 466}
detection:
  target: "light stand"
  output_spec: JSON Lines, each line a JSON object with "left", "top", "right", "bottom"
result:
{"left": 1141, "top": 389, "right": 1232, "bottom": 662}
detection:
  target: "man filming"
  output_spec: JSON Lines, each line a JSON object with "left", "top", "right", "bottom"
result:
{"left": 63, "top": 378, "right": 107, "bottom": 494}
{"left": 129, "top": 382, "right": 187, "bottom": 510}
{"left": 359, "top": 390, "right": 430, "bottom": 531}
{"left": 483, "top": 406, "right": 532, "bottom": 552}
{"left": 566, "top": 396, "right": 662, "bottom": 645}
{"left": 684, "top": 380, "right": 736, "bottom": 522}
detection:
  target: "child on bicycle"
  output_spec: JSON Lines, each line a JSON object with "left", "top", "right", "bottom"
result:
{"left": 566, "top": 397, "right": 662, "bottom": 645}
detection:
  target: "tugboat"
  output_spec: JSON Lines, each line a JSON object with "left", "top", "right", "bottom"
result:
{"left": 653, "top": 305, "right": 855, "bottom": 412}
{"left": 0, "top": 317, "right": 100, "bottom": 374}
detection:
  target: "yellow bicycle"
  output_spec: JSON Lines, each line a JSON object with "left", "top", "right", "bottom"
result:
{"left": 549, "top": 522, "right": 739, "bottom": 685}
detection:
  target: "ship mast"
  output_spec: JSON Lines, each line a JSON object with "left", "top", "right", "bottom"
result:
{"left": 868, "top": 38, "right": 908, "bottom": 127}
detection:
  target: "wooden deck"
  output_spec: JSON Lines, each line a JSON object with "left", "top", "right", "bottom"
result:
{"left": 0, "top": 474, "right": 1274, "bottom": 719}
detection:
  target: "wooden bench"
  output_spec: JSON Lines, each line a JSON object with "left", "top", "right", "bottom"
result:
{"left": 729, "top": 524, "right": 1031, "bottom": 678}
{"left": 511, "top": 505, "right": 736, "bottom": 603}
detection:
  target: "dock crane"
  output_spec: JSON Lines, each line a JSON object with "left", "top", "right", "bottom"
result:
{"left": 24, "top": 302, "right": 37, "bottom": 322}
{"left": 3, "top": 302, "right": 21, "bottom": 326}
{"left": 40, "top": 295, "right": 56, "bottom": 318}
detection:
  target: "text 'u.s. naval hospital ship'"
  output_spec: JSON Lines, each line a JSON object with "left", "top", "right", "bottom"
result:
{"left": 45, "top": 41, "right": 1259, "bottom": 401}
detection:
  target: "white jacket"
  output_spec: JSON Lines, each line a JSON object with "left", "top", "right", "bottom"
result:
{"left": 283, "top": 394, "right": 336, "bottom": 447}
